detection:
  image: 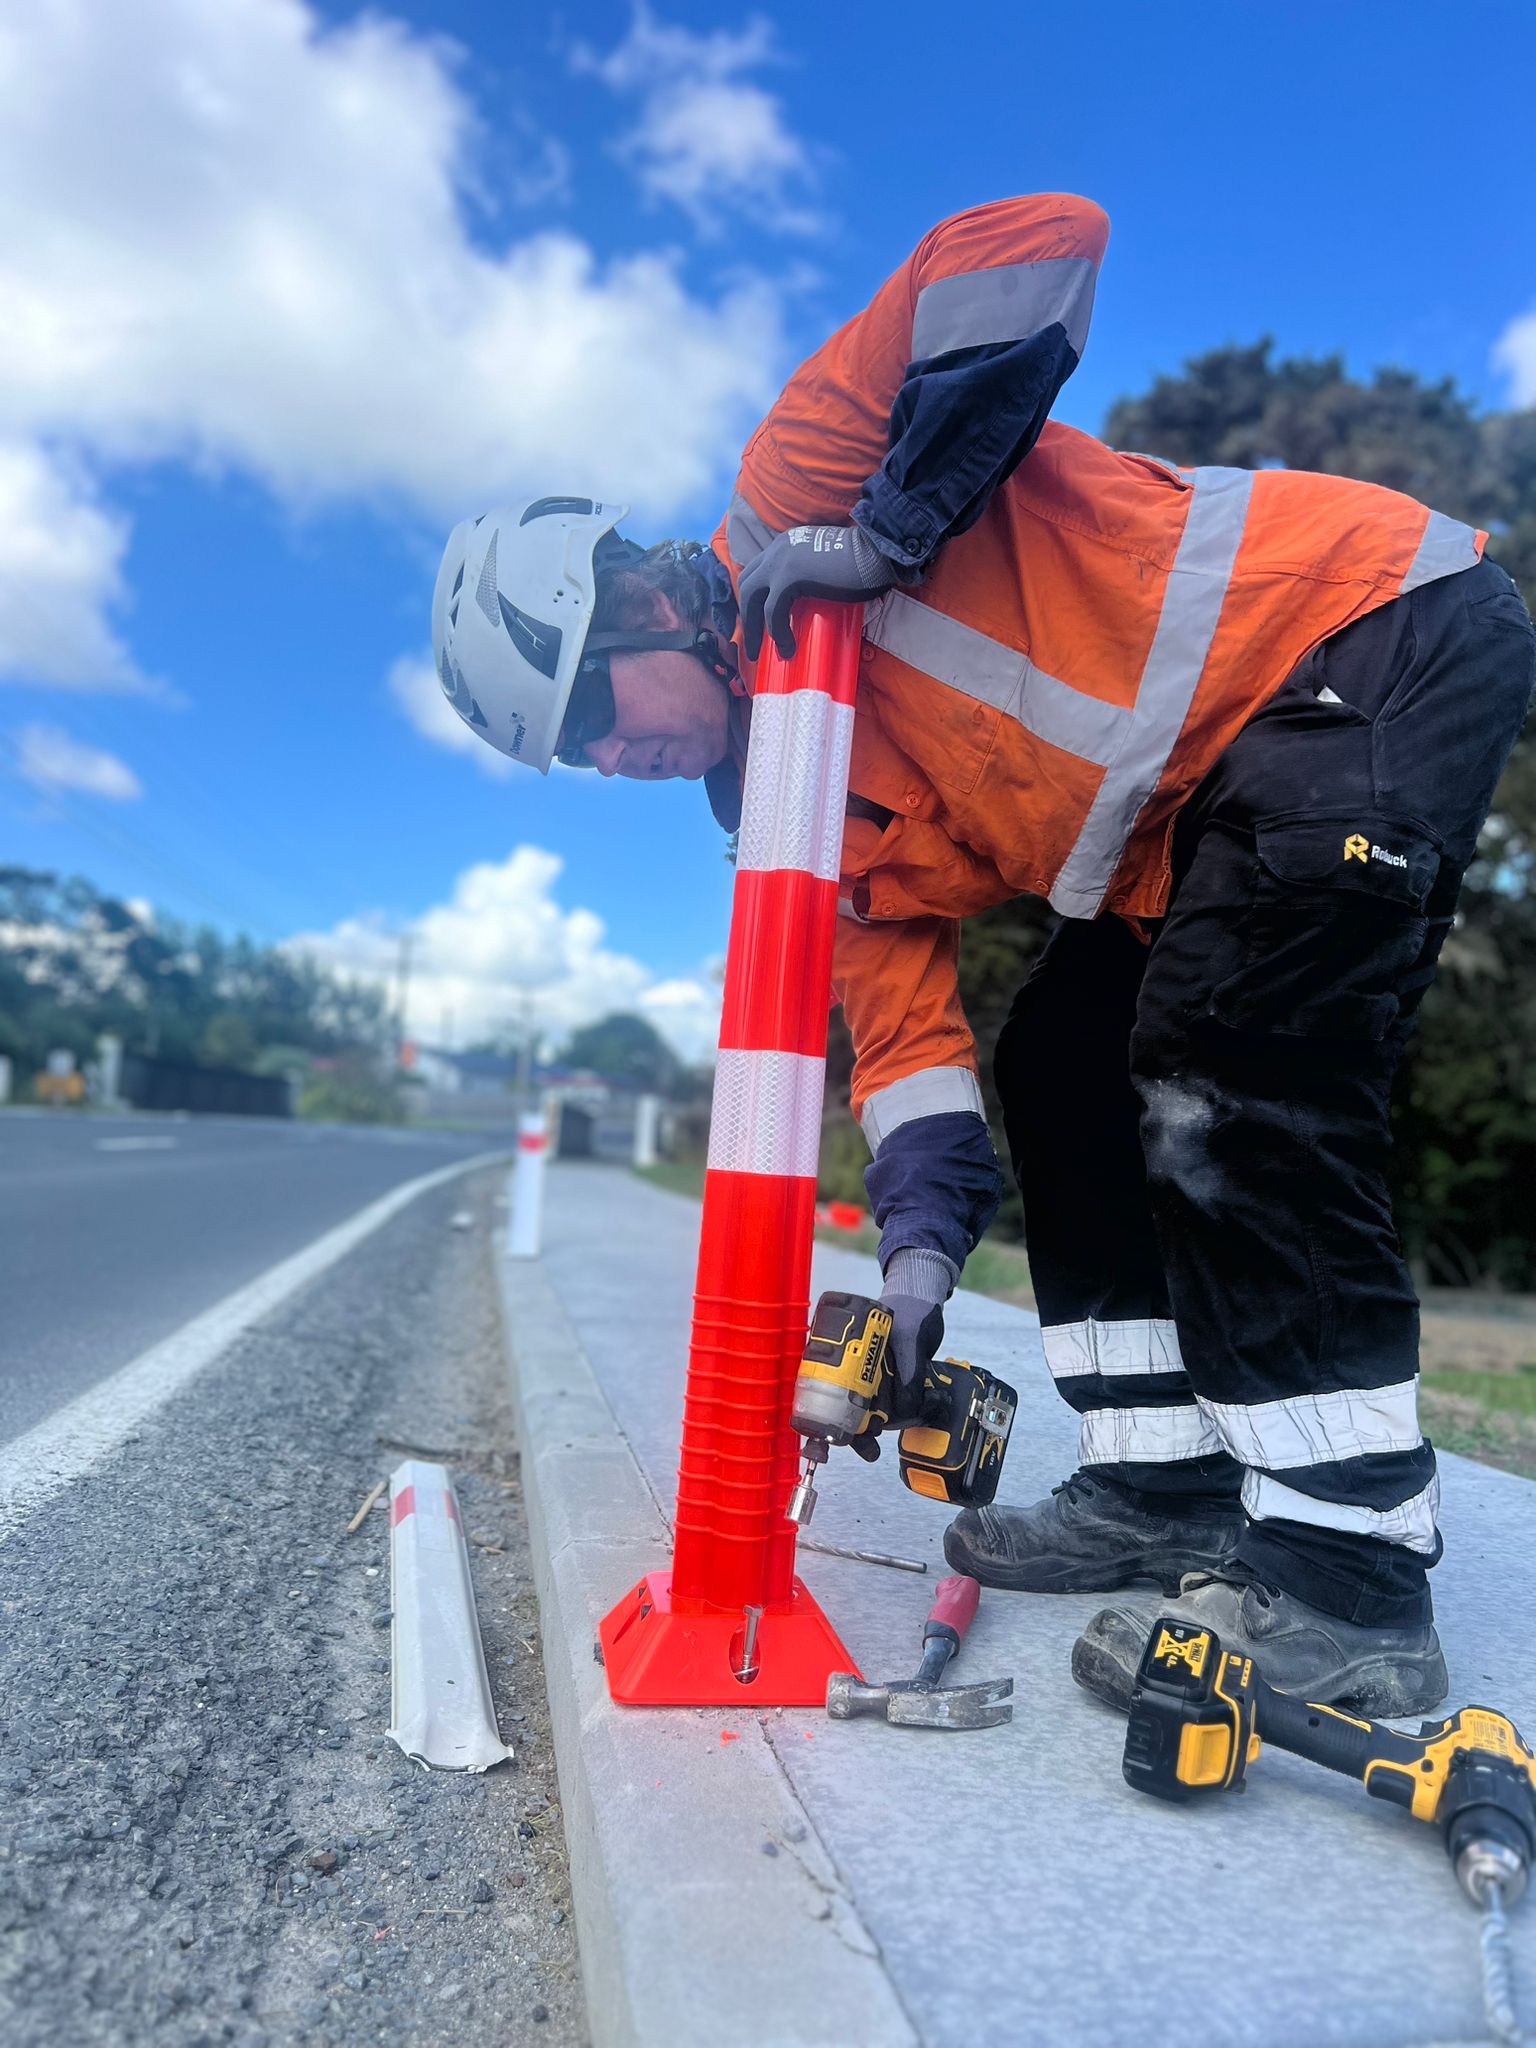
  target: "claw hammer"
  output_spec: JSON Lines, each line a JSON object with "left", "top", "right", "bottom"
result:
{"left": 826, "top": 1575, "right": 1013, "bottom": 1730}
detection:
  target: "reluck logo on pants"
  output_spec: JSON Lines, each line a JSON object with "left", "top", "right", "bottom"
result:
{"left": 1344, "top": 833, "right": 1410, "bottom": 871}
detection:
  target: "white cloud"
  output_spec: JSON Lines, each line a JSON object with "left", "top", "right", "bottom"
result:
{"left": 1494, "top": 308, "right": 1536, "bottom": 406}
{"left": 387, "top": 652, "right": 514, "bottom": 778}
{"left": 575, "top": 6, "right": 822, "bottom": 236}
{"left": 0, "top": 0, "right": 782, "bottom": 514}
{"left": 286, "top": 843, "right": 721, "bottom": 1060}
{"left": 0, "top": 0, "right": 789, "bottom": 691}
{"left": 0, "top": 443, "right": 150, "bottom": 691}
{"left": 15, "top": 723, "right": 143, "bottom": 802}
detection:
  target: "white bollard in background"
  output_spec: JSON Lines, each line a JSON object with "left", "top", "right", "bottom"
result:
{"left": 0, "top": 1054, "right": 10, "bottom": 1106}
{"left": 633, "top": 1092, "right": 661, "bottom": 1169}
{"left": 506, "top": 1111, "right": 548, "bottom": 1259}
{"left": 96, "top": 1034, "right": 123, "bottom": 1109}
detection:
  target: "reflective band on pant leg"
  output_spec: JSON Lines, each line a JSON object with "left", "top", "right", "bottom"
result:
{"left": 1242, "top": 1470, "right": 1441, "bottom": 1556}
{"left": 1200, "top": 1380, "right": 1424, "bottom": 1470}
{"left": 1042, "top": 1317, "right": 1184, "bottom": 1380}
{"left": 1080, "top": 1402, "right": 1223, "bottom": 1466}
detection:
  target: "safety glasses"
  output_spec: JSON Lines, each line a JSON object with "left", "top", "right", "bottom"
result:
{"left": 555, "top": 656, "right": 616, "bottom": 768}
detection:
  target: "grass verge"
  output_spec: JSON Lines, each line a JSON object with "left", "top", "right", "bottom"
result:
{"left": 633, "top": 1164, "right": 1536, "bottom": 1482}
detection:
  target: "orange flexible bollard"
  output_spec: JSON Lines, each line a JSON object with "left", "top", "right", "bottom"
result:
{"left": 599, "top": 602, "right": 863, "bottom": 1705}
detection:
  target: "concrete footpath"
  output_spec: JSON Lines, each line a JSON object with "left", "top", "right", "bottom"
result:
{"left": 499, "top": 1164, "right": 1536, "bottom": 2048}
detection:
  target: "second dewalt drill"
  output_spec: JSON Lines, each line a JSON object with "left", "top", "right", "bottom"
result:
{"left": 1123, "top": 1615, "right": 1536, "bottom": 1909}
{"left": 786, "top": 1290, "right": 1017, "bottom": 1526}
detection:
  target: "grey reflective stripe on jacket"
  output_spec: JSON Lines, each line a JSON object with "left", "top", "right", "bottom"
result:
{"left": 911, "top": 255, "right": 1099, "bottom": 361}
{"left": 861, "top": 1065, "right": 985, "bottom": 1150}
{"left": 726, "top": 491, "right": 779, "bottom": 571}
{"left": 864, "top": 592, "right": 1129, "bottom": 768}
{"left": 1402, "top": 508, "right": 1483, "bottom": 593}
{"left": 862, "top": 463, "right": 1254, "bottom": 917}
{"left": 1050, "top": 464, "right": 1255, "bottom": 916}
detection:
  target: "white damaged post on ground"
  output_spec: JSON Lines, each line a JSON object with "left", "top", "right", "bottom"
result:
{"left": 386, "top": 1458, "right": 513, "bottom": 1773}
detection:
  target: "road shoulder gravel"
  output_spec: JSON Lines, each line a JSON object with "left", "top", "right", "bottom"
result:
{"left": 0, "top": 1168, "right": 587, "bottom": 2047}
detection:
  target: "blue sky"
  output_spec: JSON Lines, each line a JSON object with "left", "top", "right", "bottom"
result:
{"left": 1, "top": 0, "right": 1532, "bottom": 1055}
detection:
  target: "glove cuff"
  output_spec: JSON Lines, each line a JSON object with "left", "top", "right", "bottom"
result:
{"left": 881, "top": 1247, "right": 956, "bottom": 1307}
{"left": 849, "top": 524, "right": 904, "bottom": 590}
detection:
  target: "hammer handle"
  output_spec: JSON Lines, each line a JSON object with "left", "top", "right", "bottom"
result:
{"left": 924, "top": 1574, "right": 980, "bottom": 1647}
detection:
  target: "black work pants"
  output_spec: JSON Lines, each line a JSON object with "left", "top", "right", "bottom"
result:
{"left": 995, "top": 558, "right": 1535, "bottom": 1626}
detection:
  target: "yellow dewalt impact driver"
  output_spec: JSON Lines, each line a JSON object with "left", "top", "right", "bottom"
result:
{"left": 1123, "top": 1616, "right": 1536, "bottom": 1907}
{"left": 786, "top": 1291, "right": 1017, "bottom": 1526}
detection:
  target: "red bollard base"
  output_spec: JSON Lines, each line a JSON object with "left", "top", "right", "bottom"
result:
{"left": 599, "top": 1571, "right": 861, "bottom": 1707}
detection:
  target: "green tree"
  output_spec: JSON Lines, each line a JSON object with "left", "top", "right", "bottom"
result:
{"left": 559, "top": 1011, "right": 682, "bottom": 1094}
{"left": 0, "top": 868, "right": 396, "bottom": 1119}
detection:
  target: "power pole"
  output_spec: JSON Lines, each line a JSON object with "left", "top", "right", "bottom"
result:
{"left": 394, "top": 931, "right": 415, "bottom": 1061}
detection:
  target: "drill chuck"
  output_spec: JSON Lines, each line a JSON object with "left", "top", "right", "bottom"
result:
{"left": 1443, "top": 1752, "right": 1536, "bottom": 1907}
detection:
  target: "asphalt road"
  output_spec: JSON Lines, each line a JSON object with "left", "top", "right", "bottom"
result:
{"left": 0, "top": 1112, "right": 502, "bottom": 1446}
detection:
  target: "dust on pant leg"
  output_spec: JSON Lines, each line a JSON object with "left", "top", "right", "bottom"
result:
{"left": 1137, "top": 1074, "right": 1227, "bottom": 1216}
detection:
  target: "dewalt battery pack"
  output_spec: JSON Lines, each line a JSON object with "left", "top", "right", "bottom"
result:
{"left": 897, "top": 1358, "right": 1017, "bottom": 1508}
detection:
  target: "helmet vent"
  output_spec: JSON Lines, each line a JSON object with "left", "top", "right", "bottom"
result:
{"left": 519, "top": 496, "right": 594, "bottom": 526}
{"left": 474, "top": 532, "right": 501, "bottom": 625}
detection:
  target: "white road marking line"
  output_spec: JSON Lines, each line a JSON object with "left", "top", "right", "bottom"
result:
{"left": 95, "top": 1136, "right": 177, "bottom": 1152}
{"left": 0, "top": 1151, "right": 502, "bottom": 1542}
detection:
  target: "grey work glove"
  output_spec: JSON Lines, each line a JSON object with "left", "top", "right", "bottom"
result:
{"left": 738, "top": 523, "right": 900, "bottom": 662}
{"left": 848, "top": 1248, "right": 955, "bottom": 1461}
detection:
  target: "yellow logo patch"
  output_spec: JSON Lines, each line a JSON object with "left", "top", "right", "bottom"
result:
{"left": 1153, "top": 1626, "right": 1209, "bottom": 1676}
{"left": 1344, "top": 834, "right": 1369, "bottom": 863}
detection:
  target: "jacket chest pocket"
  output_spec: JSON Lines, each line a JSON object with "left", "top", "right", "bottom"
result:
{"left": 1206, "top": 814, "right": 1440, "bottom": 1043}
{"left": 860, "top": 616, "right": 1005, "bottom": 798}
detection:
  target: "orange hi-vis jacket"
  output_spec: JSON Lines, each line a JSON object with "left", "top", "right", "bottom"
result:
{"left": 712, "top": 196, "right": 1486, "bottom": 1154}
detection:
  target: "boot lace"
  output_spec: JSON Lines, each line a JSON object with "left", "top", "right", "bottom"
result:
{"left": 1182, "top": 1563, "right": 1280, "bottom": 1608}
{"left": 1050, "top": 1472, "right": 1104, "bottom": 1507}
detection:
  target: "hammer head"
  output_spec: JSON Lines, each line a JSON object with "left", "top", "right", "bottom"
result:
{"left": 825, "top": 1671, "right": 1013, "bottom": 1730}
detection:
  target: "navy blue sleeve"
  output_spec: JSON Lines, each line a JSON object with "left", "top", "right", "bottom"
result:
{"left": 864, "top": 1110, "right": 1004, "bottom": 1278}
{"left": 852, "top": 329, "right": 1080, "bottom": 573}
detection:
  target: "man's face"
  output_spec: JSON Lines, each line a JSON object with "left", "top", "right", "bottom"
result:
{"left": 576, "top": 628, "right": 732, "bottom": 782}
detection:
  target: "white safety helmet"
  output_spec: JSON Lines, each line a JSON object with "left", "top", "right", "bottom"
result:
{"left": 431, "top": 496, "right": 729, "bottom": 774}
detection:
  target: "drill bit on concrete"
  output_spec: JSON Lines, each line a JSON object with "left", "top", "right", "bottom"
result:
{"left": 798, "top": 1538, "right": 928, "bottom": 1574}
{"left": 1476, "top": 1874, "right": 1525, "bottom": 2047}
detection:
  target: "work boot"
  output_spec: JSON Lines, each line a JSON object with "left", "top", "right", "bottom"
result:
{"left": 942, "top": 1471, "right": 1243, "bottom": 1594}
{"left": 1071, "top": 1569, "right": 1449, "bottom": 1717}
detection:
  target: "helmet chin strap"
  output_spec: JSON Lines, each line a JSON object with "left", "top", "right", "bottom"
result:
{"left": 582, "top": 624, "right": 737, "bottom": 684}
{"left": 583, "top": 531, "right": 739, "bottom": 683}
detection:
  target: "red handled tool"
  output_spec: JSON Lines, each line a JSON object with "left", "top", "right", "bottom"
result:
{"left": 825, "top": 1575, "right": 1013, "bottom": 1730}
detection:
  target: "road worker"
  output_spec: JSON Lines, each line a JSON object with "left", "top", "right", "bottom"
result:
{"left": 432, "top": 196, "right": 1536, "bottom": 1716}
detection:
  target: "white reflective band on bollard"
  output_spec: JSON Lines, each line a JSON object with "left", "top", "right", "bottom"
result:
{"left": 506, "top": 1112, "right": 547, "bottom": 1259}
{"left": 386, "top": 1459, "right": 512, "bottom": 1773}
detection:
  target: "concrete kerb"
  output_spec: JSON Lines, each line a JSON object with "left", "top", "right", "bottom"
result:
{"left": 496, "top": 1234, "right": 917, "bottom": 2048}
